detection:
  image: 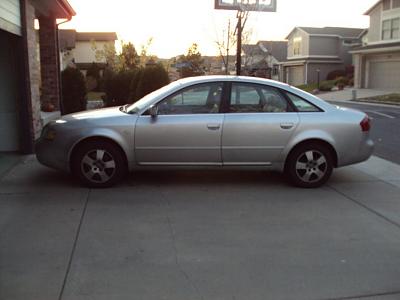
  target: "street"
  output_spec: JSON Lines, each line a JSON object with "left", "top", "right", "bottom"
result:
{"left": 329, "top": 101, "right": 400, "bottom": 164}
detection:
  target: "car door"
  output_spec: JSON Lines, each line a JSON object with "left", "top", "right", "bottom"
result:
{"left": 134, "top": 82, "right": 225, "bottom": 165}
{"left": 222, "top": 82, "right": 299, "bottom": 165}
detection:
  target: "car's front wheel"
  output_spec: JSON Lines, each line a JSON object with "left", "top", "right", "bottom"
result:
{"left": 72, "top": 140, "right": 126, "bottom": 188}
{"left": 285, "top": 143, "right": 333, "bottom": 188}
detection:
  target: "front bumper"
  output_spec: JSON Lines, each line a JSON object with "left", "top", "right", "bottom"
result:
{"left": 35, "top": 137, "right": 70, "bottom": 172}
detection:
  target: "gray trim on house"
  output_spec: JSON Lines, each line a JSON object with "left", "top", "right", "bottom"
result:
{"left": 76, "top": 32, "right": 118, "bottom": 41}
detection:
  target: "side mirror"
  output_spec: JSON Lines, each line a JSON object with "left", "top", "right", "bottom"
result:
{"left": 149, "top": 105, "right": 158, "bottom": 118}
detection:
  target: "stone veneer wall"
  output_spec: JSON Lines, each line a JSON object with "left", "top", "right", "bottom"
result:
{"left": 38, "top": 16, "right": 61, "bottom": 111}
{"left": 23, "top": 0, "right": 42, "bottom": 139}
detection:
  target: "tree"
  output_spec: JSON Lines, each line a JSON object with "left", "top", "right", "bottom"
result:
{"left": 61, "top": 67, "right": 87, "bottom": 114}
{"left": 92, "top": 41, "right": 117, "bottom": 70}
{"left": 119, "top": 42, "right": 140, "bottom": 71}
{"left": 215, "top": 13, "right": 252, "bottom": 74}
{"left": 177, "top": 43, "right": 205, "bottom": 78}
{"left": 135, "top": 64, "right": 170, "bottom": 100}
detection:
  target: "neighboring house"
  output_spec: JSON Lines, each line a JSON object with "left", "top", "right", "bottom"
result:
{"left": 352, "top": 0, "right": 400, "bottom": 90}
{"left": 203, "top": 55, "right": 236, "bottom": 75}
{"left": 59, "top": 30, "right": 118, "bottom": 74}
{"left": 282, "top": 27, "right": 364, "bottom": 86}
{"left": 0, "top": 0, "right": 75, "bottom": 153}
{"left": 242, "top": 40, "right": 287, "bottom": 81}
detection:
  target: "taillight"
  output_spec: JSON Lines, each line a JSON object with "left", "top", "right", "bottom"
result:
{"left": 360, "top": 116, "right": 371, "bottom": 132}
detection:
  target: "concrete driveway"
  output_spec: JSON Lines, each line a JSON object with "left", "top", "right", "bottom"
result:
{"left": 1, "top": 156, "right": 400, "bottom": 300}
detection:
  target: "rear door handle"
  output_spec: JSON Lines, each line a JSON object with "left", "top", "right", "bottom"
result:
{"left": 207, "top": 124, "right": 221, "bottom": 130}
{"left": 280, "top": 123, "right": 294, "bottom": 129}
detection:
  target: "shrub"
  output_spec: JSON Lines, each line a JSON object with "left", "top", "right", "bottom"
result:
{"left": 135, "top": 64, "right": 170, "bottom": 100}
{"left": 104, "top": 70, "right": 136, "bottom": 107}
{"left": 86, "top": 62, "right": 101, "bottom": 92}
{"left": 129, "top": 68, "right": 144, "bottom": 103}
{"left": 61, "top": 67, "right": 87, "bottom": 114}
{"left": 335, "top": 76, "right": 349, "bottom": 86}
{"left": 319, "top": 81, "right": 334, "bottom": 91}
{"left": 326, "top": 69, "right": 346, "bottom": 81}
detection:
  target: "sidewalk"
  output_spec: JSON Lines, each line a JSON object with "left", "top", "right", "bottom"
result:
{"left": 318, "top": 88, "right": 393, "bottom": 102}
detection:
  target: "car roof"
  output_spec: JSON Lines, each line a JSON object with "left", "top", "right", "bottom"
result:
{"left": 176, "top": 75, "right": 291, "bottom": 89}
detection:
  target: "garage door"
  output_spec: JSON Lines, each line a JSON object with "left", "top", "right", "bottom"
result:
{"left": 369, "top": 60, "right": 400, "bottom": 90}
{"left": 288, "top": 66, "right": 304, "bottom": 86}
{"left": 0, "top": 30, "right": 20, "bottom": 151}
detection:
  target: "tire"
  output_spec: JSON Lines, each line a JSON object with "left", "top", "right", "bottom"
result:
{"left": 71, "top": 140, "right": 127, "bottom": 188}
{"left": 285, "top": 143, "right": 333, "bottom": 188}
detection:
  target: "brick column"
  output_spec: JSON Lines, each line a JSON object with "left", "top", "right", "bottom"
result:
{"left": 38, "top": 16, "right": 61, "bottom": 111}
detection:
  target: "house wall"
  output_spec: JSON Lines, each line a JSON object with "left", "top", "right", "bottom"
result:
{"left": 309, "top": 36, "right": 339, "bottom": 56}
{"left": 0, "top": 0, "right": 21, "bottom": 35}
{"left": 307, "top": 63, "right": 342, "bottom": 83}
{"left": 287, "top": 29, "right": 309, "bottom": 58}
{"left": 24, "top": 0, "right": 42, "bottom": 140}
{"left": 367, "top": 3, "right": 383, "bottom": 43}
{"left": 72, "top": 41, "right": 111, "bottom": 64}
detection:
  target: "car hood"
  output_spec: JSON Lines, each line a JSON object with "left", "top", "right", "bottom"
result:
{"left": 60, "top": 106, "right": 126, "bottom": 122}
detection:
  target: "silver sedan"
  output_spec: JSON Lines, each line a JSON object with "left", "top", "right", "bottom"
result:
{"left": 36, "top": 76, "right": 374, "bottom": 188}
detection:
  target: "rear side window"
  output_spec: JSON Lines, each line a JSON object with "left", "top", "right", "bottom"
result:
{"left": 285, "top": 92, "right": 321, "bottom": 112}
{"left": 229, "top": 83, "right": 291, "bottom": 113}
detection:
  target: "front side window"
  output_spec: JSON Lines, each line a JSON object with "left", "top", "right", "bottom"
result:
{"left": 383, "top": 0, "right": 391, "bottom": 10}
{"left": 157, "top": 83, "right": 223, "bottom": 115}
{"left": 229, "top": 83, "right": 290, "bottom": 113}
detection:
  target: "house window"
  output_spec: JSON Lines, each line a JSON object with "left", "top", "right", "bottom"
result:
{"left": 272, "top": 65, "right": 279, "bottom": 76}
{"left": 293, "top": 37, "right": 301, "bottom": 56}
{"left": 394, "top": 0, "right": 400, "bottom": 8}
{"left": 382, "top": 18, "right": 400, "bottom": 40}
{"left": 383, "top": 0, "right": 391, "bottom": 10}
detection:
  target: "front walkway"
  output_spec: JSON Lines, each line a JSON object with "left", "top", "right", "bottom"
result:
{"left": 1, "top": 156, "right": 400, "bottom": 300}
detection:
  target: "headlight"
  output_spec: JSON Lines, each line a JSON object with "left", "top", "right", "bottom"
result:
{"left": 41, "top": 125, "right": 57, "bottom": 141}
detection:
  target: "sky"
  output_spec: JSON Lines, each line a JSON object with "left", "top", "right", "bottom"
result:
{"left": 60, "top": 0, "right": 378, "bottom": 58}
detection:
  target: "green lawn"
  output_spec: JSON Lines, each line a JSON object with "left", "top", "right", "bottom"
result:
{"left": 296, "top": 80, "right": 336, "bottom": 93}
{"left": 87, "top": 91, "right": 106, "bottom": 101}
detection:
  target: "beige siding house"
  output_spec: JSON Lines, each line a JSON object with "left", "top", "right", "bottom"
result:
{"left": 60, "top": 30, "right": 118, "bottom": 73}
{"left": 282, "top": 27, "right": 364, "bottom": 86}
{"left": 352, "top": 0, "right": 400, "bottom": 90}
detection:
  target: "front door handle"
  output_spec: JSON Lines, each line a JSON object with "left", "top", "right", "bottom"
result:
{"left": 207, "top": 124, "right": 221, "bottom": 130}
{"left": 280, "top": 123, "right": 294, "bottom": 129}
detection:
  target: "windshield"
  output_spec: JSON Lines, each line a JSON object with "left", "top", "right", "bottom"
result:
{"left": 126, "top": 81, "right": 181, "bottom": 114}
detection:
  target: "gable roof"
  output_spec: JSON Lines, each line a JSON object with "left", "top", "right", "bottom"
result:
{"left": 59, "top": 29, "right": 76, "bottom": 50}
{"left": 258, "top": 41, "right": 288, "bottom": 62}
{"left": 365, "top": 0, "right": 381, "bottom": 15}
{"left": 242, "top": 44, "right": 265, "bottom": 56}
{"left": 298, "top": 27, "right": 365, "bottom": 38}
{"left": 286, "top": 26, "right": 365, "bottom": 39}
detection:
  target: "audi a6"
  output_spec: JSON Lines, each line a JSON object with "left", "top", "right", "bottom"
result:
{"left": 36, "top": 76, "right": 373, "bottom": 188}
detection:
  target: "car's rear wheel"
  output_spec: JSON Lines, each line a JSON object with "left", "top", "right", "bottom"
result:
{"left": 72, "top": 141, "right": 126, "bottom": 188}
{"left": 285, "top": 143, "right": 333, "bottom": 188}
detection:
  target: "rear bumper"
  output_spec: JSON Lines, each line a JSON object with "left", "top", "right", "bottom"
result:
{"left": 338, "top": 137, "right": 374, "bottom": 167}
